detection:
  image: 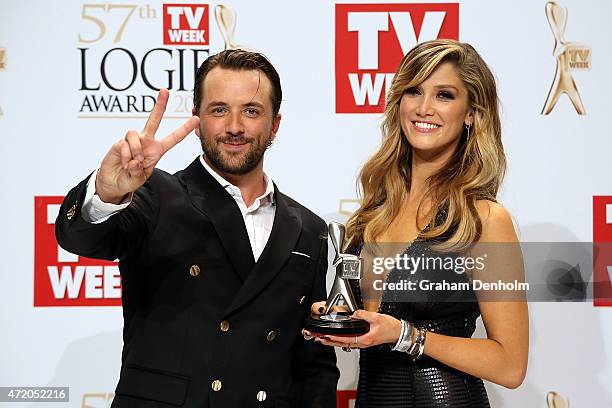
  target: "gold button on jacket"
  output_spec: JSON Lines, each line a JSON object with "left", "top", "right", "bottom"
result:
{"left": 256, "top": 390, "right": 267, "bottom": 401}
{"left": 220, "top": 320, "right": 230, "bottom": 332}
{"left": 189, "top": 265, "right": 200, "bottom": 276}
{"left": 66, "top": 204, "right": 76, "bottom": 220}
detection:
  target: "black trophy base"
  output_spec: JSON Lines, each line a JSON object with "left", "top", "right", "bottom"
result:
{"left": 304, "top": 312, "right": 370, "bottom": 336}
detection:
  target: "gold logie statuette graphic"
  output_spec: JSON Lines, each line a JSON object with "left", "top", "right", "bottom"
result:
{"left": 542, "top": 1, "right": 590, "bottom": 115}
{"left": 546, "top": 391, "right": 569, "bottom": 408}
{"left": 215, "top": 5, "right": 240, "bottom": 50}
{"left": 0, "top": 48, "right": 6, "bottom": 70}
{"left": 214, "top": 4, "right": 255, "bottom": 51}
{"left": 215, "top": 5, "right": 238, "bottom": 49}
{"left": 339, "top": 199, "right": 361, "bottom": 217}
{"left": 82, "top": 392, "right": 114, "bottom": 408}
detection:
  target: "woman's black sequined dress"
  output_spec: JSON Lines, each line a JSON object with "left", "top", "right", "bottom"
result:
{"left": 350, "top": 235, "right": 491, "bottom": 407}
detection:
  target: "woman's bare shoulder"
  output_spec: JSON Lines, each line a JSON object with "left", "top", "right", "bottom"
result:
{"left": 475, "top": 200, "right": 517, "bottom": 242}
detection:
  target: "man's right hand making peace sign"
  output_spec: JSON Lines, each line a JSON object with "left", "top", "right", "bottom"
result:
{"left": 95, "top": 88, "right": 199, "bottom": 204}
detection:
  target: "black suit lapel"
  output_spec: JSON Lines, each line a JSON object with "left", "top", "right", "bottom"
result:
{"left": 224, "top": 189, "right": 302, "bottom": 317}
{"left": 178, "top": 158, "right": 255, "bottom": 281}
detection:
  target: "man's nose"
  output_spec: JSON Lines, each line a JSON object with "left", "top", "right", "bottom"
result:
{"left": 226, "top": 111, "right": 245, "bottom": 135}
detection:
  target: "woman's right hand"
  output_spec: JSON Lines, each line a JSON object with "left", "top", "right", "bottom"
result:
{"left": 303, "top": 302, "right": 403, "bottom": 349}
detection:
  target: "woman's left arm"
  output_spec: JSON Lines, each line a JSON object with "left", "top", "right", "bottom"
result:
{"left": 421, "top": 202, "right": 528, "bottom": 388}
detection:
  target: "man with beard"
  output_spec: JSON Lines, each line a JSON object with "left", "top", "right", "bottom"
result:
{"left": 55, "top": 49, "right": 339, "bottom": 408}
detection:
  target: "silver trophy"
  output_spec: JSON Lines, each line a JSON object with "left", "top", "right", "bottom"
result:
{"left": 304, "top": 222, "right": 370, "bottom": 335}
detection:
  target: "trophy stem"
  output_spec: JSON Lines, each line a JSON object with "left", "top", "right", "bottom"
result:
{"left": 324, "top": 273, "right": 359, "bottom": 314}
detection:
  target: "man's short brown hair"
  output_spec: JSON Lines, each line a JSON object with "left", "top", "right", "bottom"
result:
{"left": 193, "top": 49, "right": 282, "bottom": 118}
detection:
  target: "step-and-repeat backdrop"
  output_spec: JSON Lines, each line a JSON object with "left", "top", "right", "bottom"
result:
{"left": 1, "top": 0, "right": 611, "bottom": 406}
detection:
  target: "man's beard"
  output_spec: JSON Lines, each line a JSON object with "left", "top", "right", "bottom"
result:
{"left": 201, "top": 133, "right": 271, "bottom": 175}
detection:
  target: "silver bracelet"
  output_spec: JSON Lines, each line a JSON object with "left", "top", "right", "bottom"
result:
{"left": 390, "top": 319, "right": 406, "bottom": 351}
{"left": 391, "top": 319, "right": 414, "bottom": 352}
{"left": 408, "top": 327, "right": 427, "bottom": 361}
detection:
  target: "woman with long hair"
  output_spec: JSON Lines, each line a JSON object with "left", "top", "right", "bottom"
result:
{"left": 306, "top": 39, "right": 528, "bottom": 407}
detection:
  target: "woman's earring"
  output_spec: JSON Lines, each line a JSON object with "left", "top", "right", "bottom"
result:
{"left": 465, "top": 123, "right": 471, "bottom": 139}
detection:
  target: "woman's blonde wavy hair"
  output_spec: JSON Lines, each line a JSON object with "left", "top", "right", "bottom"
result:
{"left": 345, "top": 39, "right": 506, "bottom": 252}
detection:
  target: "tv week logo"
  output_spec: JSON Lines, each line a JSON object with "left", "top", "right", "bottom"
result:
{"left": 34, "top": 197, "right": 121, "bottom": 307}
{"left": 335, "top": 3, "right": 459, "bottom": 113}
{"left": 593, "top": 196, "right": 612, "bottom": 307}
{"left": 163, "top": 4, "right": 210, "bottom": 45}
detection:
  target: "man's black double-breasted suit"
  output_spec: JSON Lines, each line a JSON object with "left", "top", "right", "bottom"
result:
{"left": 56, "top": 157, "right": 339, "bottom": 408}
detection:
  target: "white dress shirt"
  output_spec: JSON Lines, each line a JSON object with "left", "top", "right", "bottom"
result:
{"left": 81, "top": 156, "right": 276, "bottom": 261}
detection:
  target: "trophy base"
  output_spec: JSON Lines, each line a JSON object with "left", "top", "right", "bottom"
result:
{"left": 304, "top": 312, "right": 370, "bottom": 336}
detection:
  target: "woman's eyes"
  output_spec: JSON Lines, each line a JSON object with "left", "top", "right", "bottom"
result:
{"left": 404, "top": 88, "right": 455, "bottom": 100}
{"left": 437, "top": 91, "right": 455, "bottom": 100}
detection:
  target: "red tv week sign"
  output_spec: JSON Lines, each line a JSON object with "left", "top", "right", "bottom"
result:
{"left": 337, "top": 390, "right": 356, "bottom": 408}
{"left": 594, "top": 196, "right": 612, "bottom": 307}
{"left": 34, "top": 197, "right": 121, "bottom": 307}
{"left": 335, "top": 3, "right": 459, "bottom": 113}
{"left": 163, "top": 4, "right": 210, "bottom": 45}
